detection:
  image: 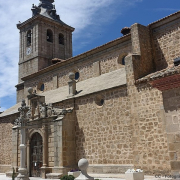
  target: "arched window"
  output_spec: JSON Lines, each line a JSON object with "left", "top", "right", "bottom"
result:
{"left": 122, "top": 56, "right": 126, "bottom": 65}
{"left": 37, "top": 82, "right": 45, "bottom": 92}
{"left": 59, "top": 33, "right": 64, "bottom": 45}
{"left": 117, "top": 54, "right": 127, "bottom": 66}
{"left": 47, "top": 29, "right": 53, "bottom": 43}
{"left": 27, "top": 30, "right": 31, "bottom": 46}
{"left": 75, "top": 72, "right": 80, "bottom": 80}
{"left": 40, "top": 84, "right": 45, "bottom": 91}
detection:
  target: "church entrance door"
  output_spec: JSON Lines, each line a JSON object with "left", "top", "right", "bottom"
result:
{"left": 30, "top": 133, "right": 43, "bottom": 177}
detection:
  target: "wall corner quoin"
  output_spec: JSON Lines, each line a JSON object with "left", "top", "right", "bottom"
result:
{"left": 130, "top": 22, "right": 151, "bottom": 55}
{"left": 130, "top": 21, "right": 154, "bottom": 79}
{"left": 125, "top": 54, "right": 141, "bottom": 82}
{"left": 131, "top": 28, "right": 140, "bottom": 56}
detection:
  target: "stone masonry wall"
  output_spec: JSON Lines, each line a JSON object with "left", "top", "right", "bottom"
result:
{"left": 17, "top": 89, "right": 24, "bottom": 103}
{"left": 162, "top": 88, "right": 180, "bottom": 175}
{"left": 19, "top": 57, "right": 39, "bottom": 84}
{"left": 62, "top": 112, "right": 76, "bottom": 167}
{"left": 53, "top": 100, "right": 79, "bottom": 168}
{"left": 24, "top": 40, "right": 131, "bottom": 94}
{"left": 132, "top": 83, "right": 170, "bottom": 173}
{"left": 151, "top": 18, "right": 180, "bottom": 71}
{"left": 74, "top": 86, "right": 133, "bottom": 165}
{"left": 125, "top": 54, "right": 170, "bottom": 174}
{"left": 18, "top": 22, "right": 39, "bottom": 83}
{"left": 0, "top": 114, "right": 18, "bottom": 172}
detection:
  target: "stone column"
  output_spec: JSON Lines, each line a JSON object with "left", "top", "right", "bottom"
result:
{"left": 17, "top": 127, "right": 29, "bottom": 180}
{"left": 15, "top": 99, "right": 30, "bottom": 180}
{"left": 26, "top": 143, "right": 30, "bottom": 176}
{"left": 42, "top": 125, "right": 48, "bottom": 167}
{"left": 53, "top": 119, "right": 64, "bottom": 173}
{"left": 12, "top": 127, "right": 18, "bottom": 172}
{"left": 41, "top": 125, "right": 48, "bottom": 179}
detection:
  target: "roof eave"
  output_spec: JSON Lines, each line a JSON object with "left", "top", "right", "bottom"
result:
{"left": 17, "top": 14, "right": 75, "bottom": 32}
{"left": 148, "top": 10, "right": 180, "bottom": 29}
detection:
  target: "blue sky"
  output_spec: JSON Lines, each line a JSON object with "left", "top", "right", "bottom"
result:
{"left": 0, "top": 0, "right": 180, "bottom": 111}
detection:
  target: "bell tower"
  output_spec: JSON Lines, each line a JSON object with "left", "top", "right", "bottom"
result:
{"left": 17, "top": 0, "right": 74, "bottom": 84}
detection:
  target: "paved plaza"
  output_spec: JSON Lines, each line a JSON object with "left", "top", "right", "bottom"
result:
{"left": 0, "top": 173, "right": 173, "bottom": 180}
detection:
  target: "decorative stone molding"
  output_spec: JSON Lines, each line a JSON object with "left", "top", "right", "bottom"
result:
{"left": 14, "top": 100, "right": 29, "bottom": 127}
{"left": 26, "top": 87, "right": 73, "bottom": 121}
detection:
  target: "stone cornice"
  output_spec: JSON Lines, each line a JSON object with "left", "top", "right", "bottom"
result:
{"left": 15, "top": 82, "right": 24, "bottom": 91}
{"left": 21, "top": 34, "right": 131, "bottom": 81}
{"left": 17, "top": 14, "right": 74, "bottom": 32}
{"left": 148, "top": 10, "right": 180, "bottom": 29}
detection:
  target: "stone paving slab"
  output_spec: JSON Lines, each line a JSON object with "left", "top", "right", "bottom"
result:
{"left": 0, "top": 173, "right": 173, "bottom": 180}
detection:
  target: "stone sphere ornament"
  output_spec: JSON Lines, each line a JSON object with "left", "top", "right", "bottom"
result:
{"left": 28, "top": 87, "right": 33, "bottom": 95}
{"left": 78, "top": 158, "right": 89, "bottom": 171}
{"left": 75, "top": 158, "right": 94, "bottom": 180}
{"left": 69, "top": 72, "right": 75, "bottom": 80}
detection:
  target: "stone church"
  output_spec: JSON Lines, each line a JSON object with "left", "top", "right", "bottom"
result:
{"left": 1, "top": 0, "right": 180, "bottom": 178}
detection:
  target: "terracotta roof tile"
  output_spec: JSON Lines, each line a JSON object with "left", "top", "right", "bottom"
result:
{"left": 136, "top": 65, "right": 180, "bottom": 84}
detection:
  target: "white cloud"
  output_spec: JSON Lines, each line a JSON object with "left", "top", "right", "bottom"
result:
{"left": 0, "top": 0, "right": 142, "bottom": 110}
{"left": 0, "top": 107, "right": 6, "bottom": 112}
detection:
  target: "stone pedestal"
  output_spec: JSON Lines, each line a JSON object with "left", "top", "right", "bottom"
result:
{"left": 67, "top": 72, "right": 76, "bottom": 97}
{"left": 41, "top": 167, "right": 52, "bottom": 179}
{"left": 17, "top": 168, "right": 29, "bottom": 180}
{"left": 75, "top": 159, "right": 94, "bottom": 180}
{"left": 125, "top": 169, "right": 144, "bottom": 180}
{"left": 68, "top": 171, "right": 81, "bottom": 178}
{"left": 46, "top": 173, "right": 63, "bottom": 179}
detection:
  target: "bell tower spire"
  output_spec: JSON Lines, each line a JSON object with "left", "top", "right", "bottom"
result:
{"left": 38, "top": 0, "right": 54, "bottom": 9}
{"left": 31, "top": 0, "right": 60, "bottom": 20}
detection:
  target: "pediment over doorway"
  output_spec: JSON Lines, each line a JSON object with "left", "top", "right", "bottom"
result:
{"left": 26, "top": 87, "right": 73, "bottom": 122}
